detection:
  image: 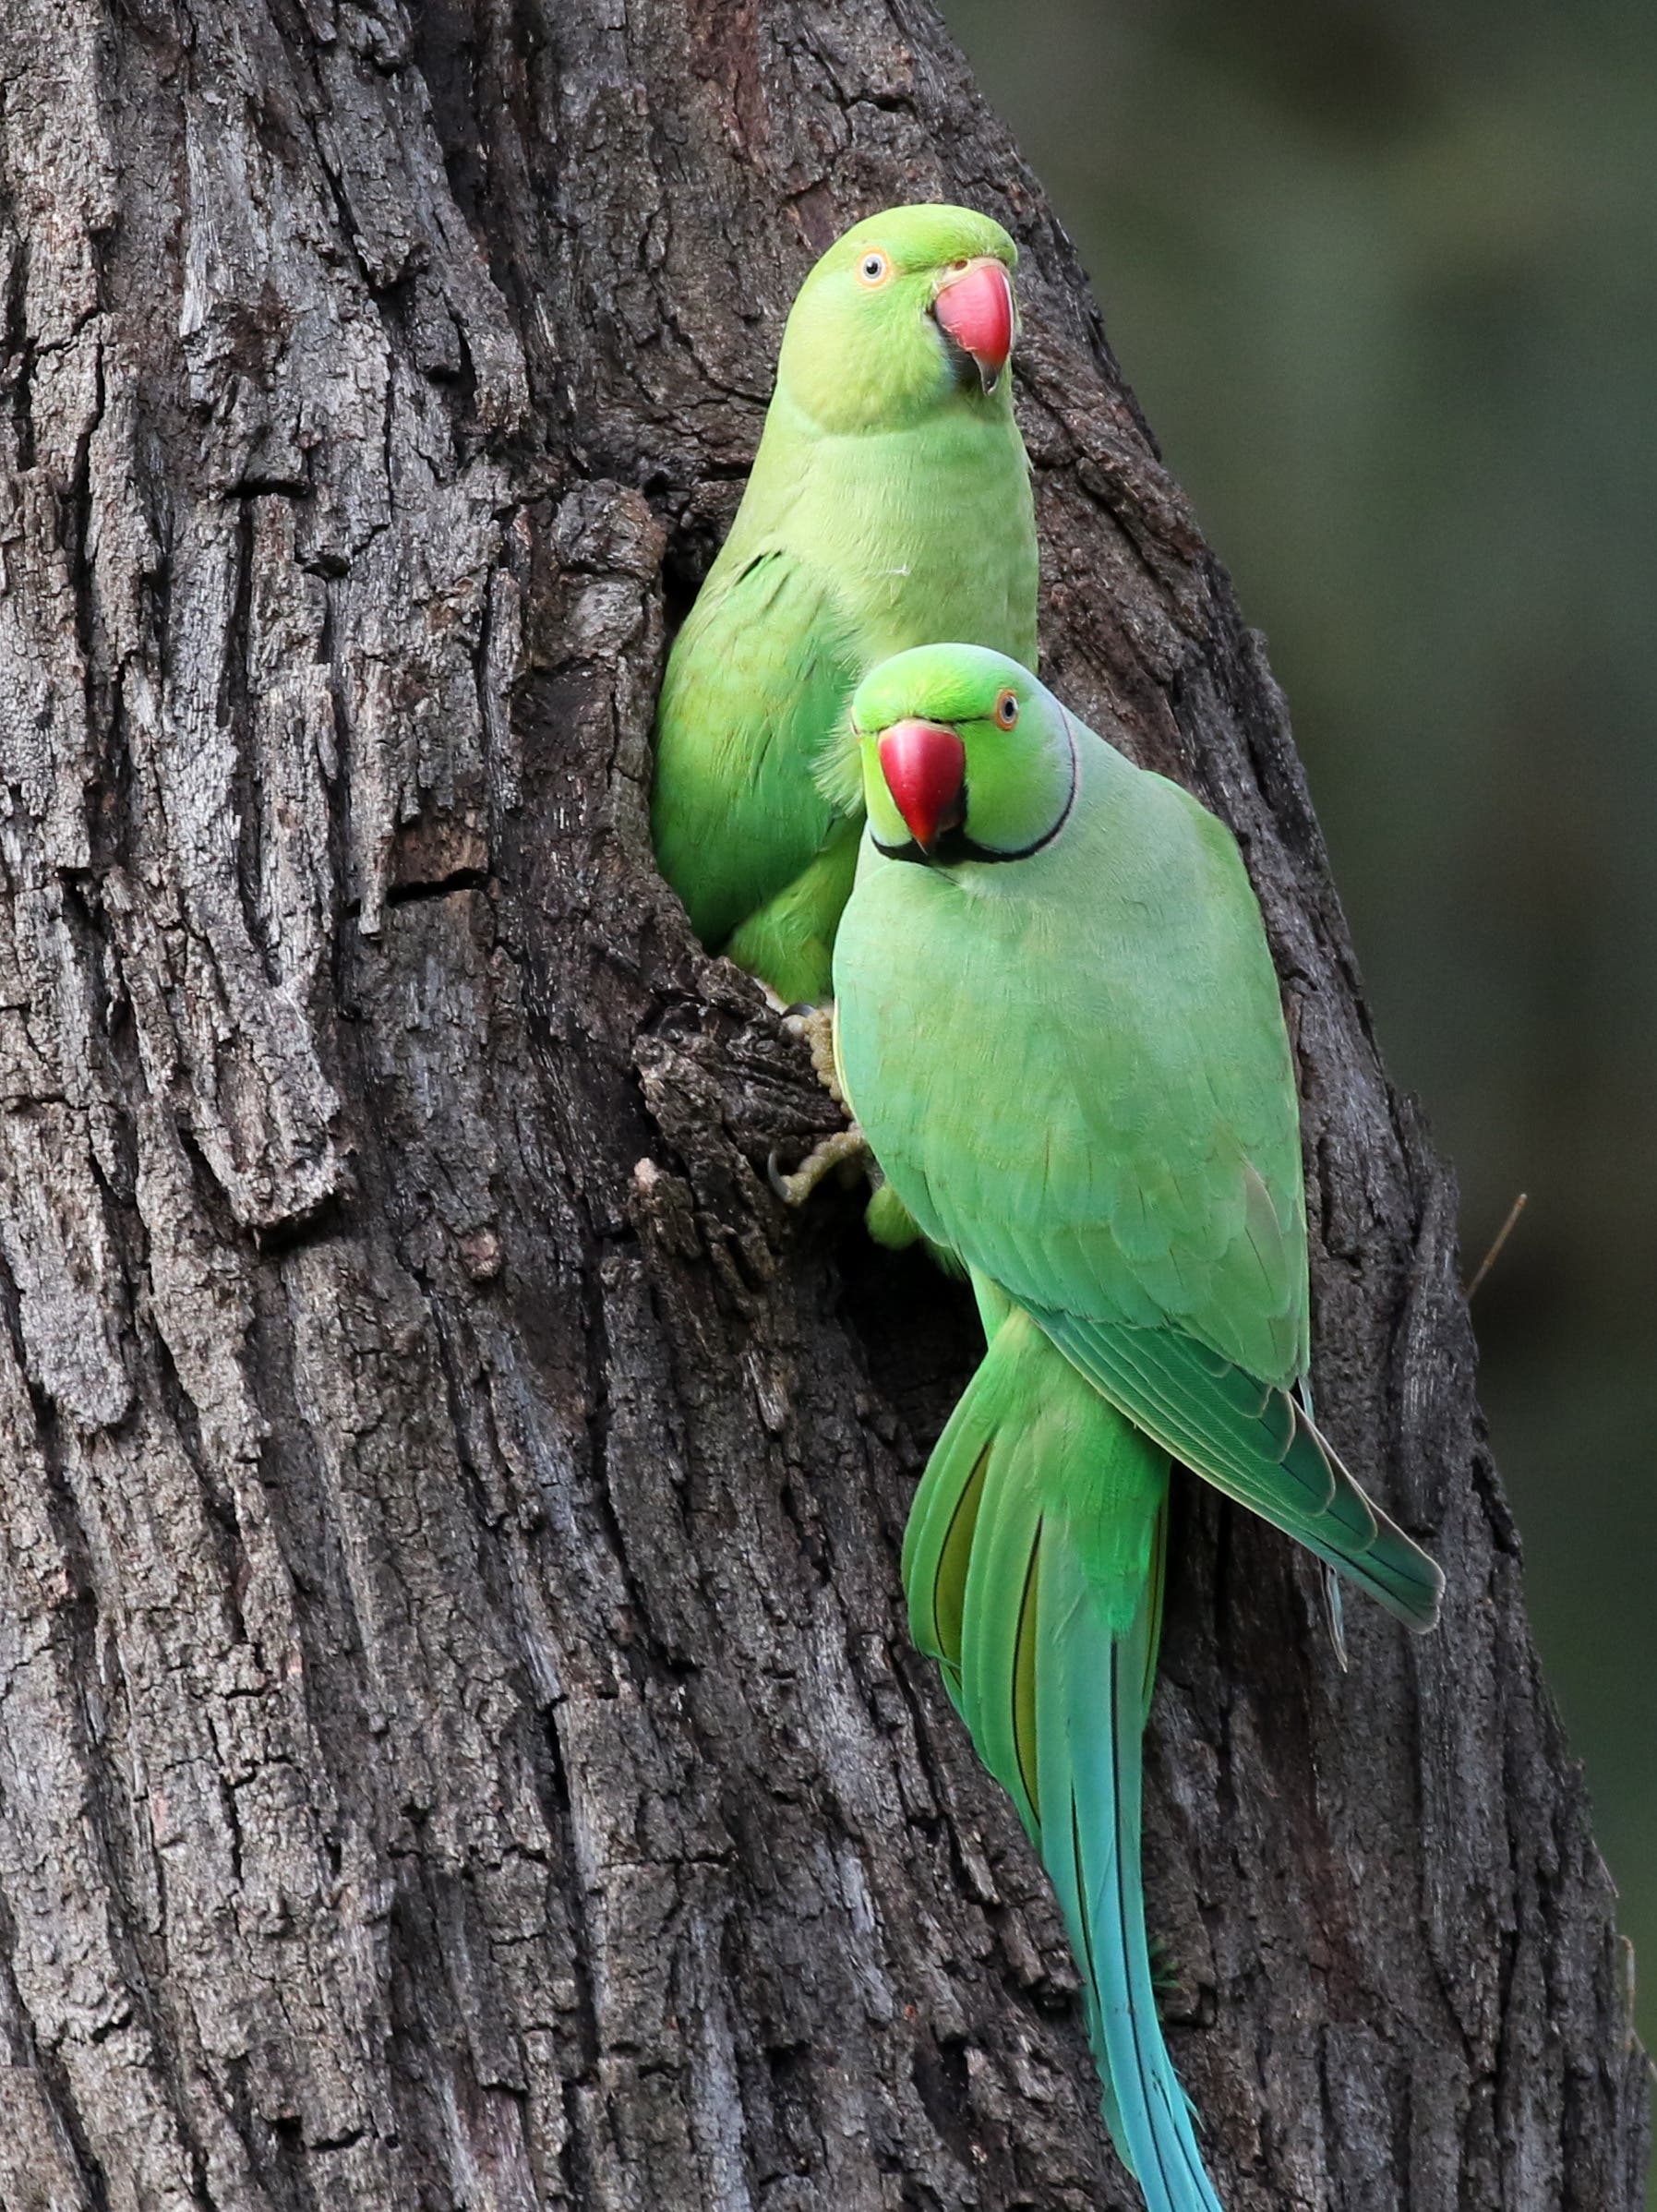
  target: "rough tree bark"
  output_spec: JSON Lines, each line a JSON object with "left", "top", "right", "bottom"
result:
{"left": 0, "top": 3, "right": 1645, "bottom": 2208}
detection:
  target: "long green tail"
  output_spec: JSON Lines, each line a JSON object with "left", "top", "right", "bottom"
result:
{"left": 904, "top": 1305, "right": 1224, "bottom": 2212}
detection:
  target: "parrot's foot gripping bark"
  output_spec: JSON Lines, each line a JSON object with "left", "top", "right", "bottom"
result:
{"left": 782, "top": 1003, "right": 843, "bottom": 1105}
{"left": 770, "top": 1004, "right": 931, "bottom": 1248}
{"left": 767, "top": 997, "right": 869, "bottom": 1209}
{"left": 767, "top": 1125, "right": 870, "bottom": 1208}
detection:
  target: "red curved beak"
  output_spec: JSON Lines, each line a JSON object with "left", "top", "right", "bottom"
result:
{"left": 877, "top": 719, "right": 967, "bottom": 852}
{"left": 933, "top": 258, "right": 1015, "bottom": 391}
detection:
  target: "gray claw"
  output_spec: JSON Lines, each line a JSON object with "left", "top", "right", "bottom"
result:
{"left": 768, "top": 1125, "right": 871, "bottom": 1208}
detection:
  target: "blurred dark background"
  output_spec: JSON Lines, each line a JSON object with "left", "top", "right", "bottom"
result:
{"left": 943, "top": 0, "right": 1656, "bottom": 2159}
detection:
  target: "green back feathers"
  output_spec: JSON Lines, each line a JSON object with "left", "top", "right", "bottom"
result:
{"left": 842, "top": 662, "right": 1310, "bottom": 1381}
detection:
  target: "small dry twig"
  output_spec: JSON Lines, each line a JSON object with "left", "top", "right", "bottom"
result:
{"left": 1466, "top": 1190, "right": 1529, "bottom": 1301}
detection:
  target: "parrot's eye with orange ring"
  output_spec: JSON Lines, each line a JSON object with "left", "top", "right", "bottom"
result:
{"left": 993, "top": 690, "right": 1020, "bottom": 729}
{"left": 856, "top": 250, "right": 892, "bottom": 287}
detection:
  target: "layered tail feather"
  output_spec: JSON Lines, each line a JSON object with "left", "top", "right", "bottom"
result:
{"left": 904, "top": 1305, "right": 1224, "bottom": 2212}
{"left": 1039, "top": 1539, "right": 1222, "bottom": 2211}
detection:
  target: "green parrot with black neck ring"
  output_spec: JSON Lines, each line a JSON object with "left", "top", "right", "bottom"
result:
{"left": 831, "top": 642, "right": 1444, "bottom": 2212}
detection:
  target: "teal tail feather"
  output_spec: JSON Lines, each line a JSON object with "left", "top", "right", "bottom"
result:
{"left": 904, "top": 1301, "right": 1225, "bottom": 2212}
{"left": 1037, "top": 1536, "right": 1223, "bottom": 2212}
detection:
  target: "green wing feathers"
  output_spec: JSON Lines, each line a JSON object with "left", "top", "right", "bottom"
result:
{"left": 1032, "top": 1308, "right": 1444, "bottom": 1631}
{"left": 652, "top": 548, "right": 858, "bottom": 965}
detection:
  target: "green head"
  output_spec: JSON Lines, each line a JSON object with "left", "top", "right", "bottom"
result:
{"left": 849, "top": 645, "right": 1076, "bottom": 864}
{"left": 777, "top": 205, "right": 1020, "bottom": 434}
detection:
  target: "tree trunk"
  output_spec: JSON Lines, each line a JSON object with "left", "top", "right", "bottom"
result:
{"left": 0, "top": 2, "right": 1644, "bottom": 2207}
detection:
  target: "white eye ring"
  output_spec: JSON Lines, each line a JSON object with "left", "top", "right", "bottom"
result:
{"left": 993, "top": 689, "right": 1019, "bottom": 729}
{"left": 856, "top": 249, "right": 892, "bottom": 287}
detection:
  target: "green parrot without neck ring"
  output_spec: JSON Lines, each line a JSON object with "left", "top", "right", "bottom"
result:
{"left": 650, "top": 205, "right": 1039, "bottom": 1007}
{"left": 829, "top": 643, "right": 1445, "bottom": 2212}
